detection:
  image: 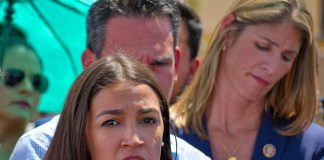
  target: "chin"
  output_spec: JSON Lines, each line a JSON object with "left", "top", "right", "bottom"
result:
{"left": 2, "top": 115, "right": 28, "bottom": 128}
{"left": 12, "top": 114, "right": 30, "bottom": 122}
{"left": 7, "top": 110, "right": 31, "bottom": 122}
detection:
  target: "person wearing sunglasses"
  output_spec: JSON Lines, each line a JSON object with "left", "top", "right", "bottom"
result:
{"left": 0, "top": 36, "right": 48, "bottom": 159}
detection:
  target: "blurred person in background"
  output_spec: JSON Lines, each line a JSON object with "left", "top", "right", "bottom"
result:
{"left": 171, "top": 1, "right": 202, "bottom": 104}
{"left": 315, "top": 97, "right": 324, "bottom": 126}
{"left": 171, "top": 0, "right": 324, "bottom": 159}
{"left": 0, "top": 25, "right": 48, "bottom": 159}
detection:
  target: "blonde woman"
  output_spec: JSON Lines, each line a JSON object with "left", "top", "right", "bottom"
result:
{"left": 171, "top": 0, "right": 324, "bottom": 159}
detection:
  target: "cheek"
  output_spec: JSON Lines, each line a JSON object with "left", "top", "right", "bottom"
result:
{"left": 155, "top": 124, "right": 164, "bottom": 141}
{"left": 86, "top": 128, "right": 118, "bottom": 159}
{"left": 155, "top": 72, "right": 172, "bottom": 85}
{"left": 178, "top": 58, "right": 191, "bottom": 78}
{"left": 32, "top": 93, "right": 41, "bottom": 105}
{"left": 96, "top": 137, "right": 116, "bottom": 154}
{"left": 274, "top": 64, "right": 294, "bottom": 82}
{"left": 142, "top": 125, "right": 164, "bottom": 141}
{"left": 146, "top": 125, "right": 164, "bottom": 159}
{"left": 154, "top": 72, "right": 173, "bottom": 95}
{"left": 0, "top": 86, "right": 14, "bottom": 106}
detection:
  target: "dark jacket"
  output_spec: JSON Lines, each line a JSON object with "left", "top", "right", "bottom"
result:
{"left": 175, "top": 112, "right": 324, "bottom": 160}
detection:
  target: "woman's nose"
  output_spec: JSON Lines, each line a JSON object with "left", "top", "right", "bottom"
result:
{"left": 262, "top": 56, "right": 281, "bottom": 75}
{"left": 121, "top": 125, "right": 144, "bottom": 147}
{"left": 18, "top": 77, "right": 34, "bottom": 95}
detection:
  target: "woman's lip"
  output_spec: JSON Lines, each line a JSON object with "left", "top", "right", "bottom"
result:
{"left": 123, "top": 156, "right": 145, "bottom": 160}
{"left": 250, "top": 74, "right": 270, "bottom": 86}
{"left": 12, "top": 101, "right": 31, "bottom": 110}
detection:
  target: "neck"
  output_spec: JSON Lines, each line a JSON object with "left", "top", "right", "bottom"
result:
{"left": 206, "top": 80, "right": 264, "bottom": 135}
{"left": 0, "top": 115, "right": 26, "bottom": 159}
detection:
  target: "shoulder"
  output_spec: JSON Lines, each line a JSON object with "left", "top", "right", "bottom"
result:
{"left": 255, "top": 113, "right": 324, "bottom": 159}
{"left": 300, "top": 123, "right": 324, "bottom": 159}
{"left": 18, "top": 115, "right": 59, "bottom": 142}
{"left": 10, "top": 115, "right": 60, "bottom": 160}
{"left": 303, "top": 123, "right": 324, "bottom": 141}
{"left": 300, "top": 123, "right": 324, "bottom": 148}
{"left": 281, "top": 123, "right": 324, "bottom": 159}
{"left": 170, "top": 134, "right": 211, "bottom": 160}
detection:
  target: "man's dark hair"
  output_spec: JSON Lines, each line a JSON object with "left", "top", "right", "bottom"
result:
{"left": 87, "top": 0, "right": 180, "bottom": 57}
{"left": 177, "top": 2, "right": 202, "bottom": 60}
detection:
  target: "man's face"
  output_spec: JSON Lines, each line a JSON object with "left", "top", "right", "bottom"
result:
{"left": 171, "top": 20, "right": 191, "bottom": 103}
{"left": 101, "top": 16, "right": 176, "bottom": 102}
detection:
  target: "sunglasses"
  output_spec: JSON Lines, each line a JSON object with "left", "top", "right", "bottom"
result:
{"left": 1, "top": 68, "right": 48, "bottom": 93}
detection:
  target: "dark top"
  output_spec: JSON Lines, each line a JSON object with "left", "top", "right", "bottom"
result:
{"left": 175, "top": 112, "right": 324, "bottom": 159}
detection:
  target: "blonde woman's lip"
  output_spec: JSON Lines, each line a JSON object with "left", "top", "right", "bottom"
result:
{"left": 250, "top": 74, "right": 270, "bottom": 86}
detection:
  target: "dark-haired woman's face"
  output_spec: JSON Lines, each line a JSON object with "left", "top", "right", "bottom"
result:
{"left": 0, "top": 45, "right": 42, "bottom": 121}
{"left": 86, "top": 82, "right": 164, "bottom": 160}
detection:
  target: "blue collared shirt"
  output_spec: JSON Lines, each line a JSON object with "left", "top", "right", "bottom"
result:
{"left": 176, "top": 112, "right": 324, "bottom": 159}
{"left": 10, "top": 115, "right": 211, "bottom": 160}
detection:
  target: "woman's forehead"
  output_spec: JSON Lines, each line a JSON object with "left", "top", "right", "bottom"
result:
{"left": 3, "top": 45, "right": 41, "bottom": 73}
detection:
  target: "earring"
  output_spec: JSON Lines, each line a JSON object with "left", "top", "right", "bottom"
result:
{"left": 222, "top": 45, "right": 227, "bottom": 52}
{"left": 161, "top": 141, "right": 164, "bottom": 147}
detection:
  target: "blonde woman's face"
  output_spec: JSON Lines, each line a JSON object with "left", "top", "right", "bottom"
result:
{"left": 86, "top": 82, "right": 164, "bottom": 160}
{"left": 219, "top": 20, "right": 302, "bottom": 100}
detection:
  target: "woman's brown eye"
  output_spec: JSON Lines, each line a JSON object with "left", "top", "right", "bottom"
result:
{"left": 141, "top": 117, "right": 158, "bottom": 125}
{"left": 102, "top": 119, "right": 119, "bottom": 127}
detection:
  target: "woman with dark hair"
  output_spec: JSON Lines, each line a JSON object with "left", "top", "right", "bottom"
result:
{"left": 0, "top": 36, "right": 48, "bottom": 159}
{"left": 45, "top": 54, "right": 172, "bottom": 160}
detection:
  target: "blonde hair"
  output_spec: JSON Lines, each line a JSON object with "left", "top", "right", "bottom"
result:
{"left": 171, "top": 0, "right": 317, "bottom": 138}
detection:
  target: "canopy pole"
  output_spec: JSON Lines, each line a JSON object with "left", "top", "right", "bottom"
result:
{"left": 0, "top": 0, "right": 15, "bottom": 68}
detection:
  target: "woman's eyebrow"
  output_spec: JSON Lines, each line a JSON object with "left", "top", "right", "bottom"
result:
{"left": 138, "top": 107, "right": 160, "bottom": 114}
{"left": 259, "top": 36, "right": 279, "bottom": 47}
{"left": 96, "top": 109, "right": 124, "bottom": 119}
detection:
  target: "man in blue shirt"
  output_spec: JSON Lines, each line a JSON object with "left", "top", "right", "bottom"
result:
{"left": 10, "top": 0, "right": 210, "bottom": 159}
